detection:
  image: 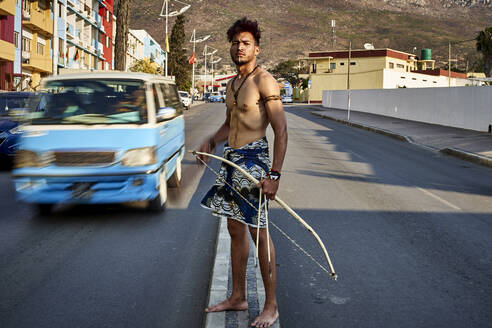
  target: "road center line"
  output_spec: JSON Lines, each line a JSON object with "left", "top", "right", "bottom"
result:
{"left": 417, "top": 187, "right": 461, "bottom": 211}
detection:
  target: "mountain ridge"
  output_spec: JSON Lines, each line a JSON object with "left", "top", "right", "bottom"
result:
{"left": 129, "top": 0, "right": 491, "bottom": 70}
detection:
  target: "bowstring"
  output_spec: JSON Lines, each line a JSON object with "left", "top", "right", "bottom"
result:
{"left": 195, "top": 154, "right": 333, "bottom": 276}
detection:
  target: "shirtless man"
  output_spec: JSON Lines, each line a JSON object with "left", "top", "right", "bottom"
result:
{"left": 198, "top": 17, "right": 287, "bottom": 327}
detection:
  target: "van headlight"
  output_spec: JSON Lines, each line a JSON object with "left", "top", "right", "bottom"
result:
{"left": 121, "top": 147, "right": 156, "bottom": 166}
{"left": 14, "top": 150, "right": 53, "bottom": 168}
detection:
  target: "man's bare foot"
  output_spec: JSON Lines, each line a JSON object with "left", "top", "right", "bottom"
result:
{"left": 251, "top": 304, "right": 279, "bottom": 327}
{"left": 205, "top": 297, "right": 248, "bottom": 313}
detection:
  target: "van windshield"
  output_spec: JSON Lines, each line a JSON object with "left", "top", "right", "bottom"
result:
{"left": 0, "top": 94, "right": 32, "bottom": 117}
{"left": 30, "top": 79, "right": 148, "bottom": 125}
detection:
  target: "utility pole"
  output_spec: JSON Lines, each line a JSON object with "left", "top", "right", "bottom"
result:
{"left": 347, "top": 41, "right": 351, "bottom": 121}
{"left": 448, "top": 41, "right": 451, "bottom": 87}
{"left": 204, "top": 44, "right": 207, "bottom": 95}
{"left": 331, "top": 20, "right": 336, "bottom": 50}
{"left": 52, "top": 0, "right": 58, "bottom": 75}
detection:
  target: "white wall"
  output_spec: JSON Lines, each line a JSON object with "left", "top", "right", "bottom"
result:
{"left": 322, "top": 86, "right": 492, "bottom": 132}
{"left": 382, "top": 69, "right": 469, "bottom": 88}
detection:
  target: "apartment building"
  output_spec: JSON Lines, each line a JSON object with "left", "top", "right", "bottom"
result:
{"left": 130, "top": 29, "right": 166, "bottom": 72}
{"left": 126, "top": 28, "right": 144, "bottom": 71}
{"left": 63, "top": 0, "right": 108, "bottom": 72}
{"left": 0, "top": 0, "right": 16, "bottom": 90}
{"left": 21, "top": 0, "right": 53, "bottom": 90}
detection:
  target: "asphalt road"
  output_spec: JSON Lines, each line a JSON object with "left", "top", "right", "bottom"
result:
{"left": 272, "top": 106, "right": 492, "bottom": 328}
{"left": 0, "top": 105, "right": 222, "bottom": 328}
{"left": 1, "top": 103, "right": 491, "bottom": 328}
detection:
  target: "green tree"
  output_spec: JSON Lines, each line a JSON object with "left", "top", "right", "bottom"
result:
{"left": 129, "top": 59, "right": 159, "bottom": 75}
{"left": 169, "top": 14, "right": 191, "bottom": 91}
{"left": 271, "top": 60, "right": 307, "bottom": 89}
{"left": 476, "top": 26, "right": 492, "bottom": 77}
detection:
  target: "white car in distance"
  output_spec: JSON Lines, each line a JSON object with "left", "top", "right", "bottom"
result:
{"left": 178, "top": 91, "right": 192, "bottom": 110}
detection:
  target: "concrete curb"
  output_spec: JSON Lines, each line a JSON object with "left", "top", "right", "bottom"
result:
{"left": 310, "top": 110, "right": 492, "bottom": 169}
{"left": 205, "top": 218, "right": 229, "bottom": 328}
{"left": 440, "top": 147, "right": 492, "bottom": 168}
{"left": 311, "top": 111, "right": 412, "bottom": 143}
{"left": 205, "top": 217, "right": 281, "bottom": 328}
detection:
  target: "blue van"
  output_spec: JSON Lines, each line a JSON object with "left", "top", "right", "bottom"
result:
{"left": 12, "top": 72, "right": 185, "bottom": 214}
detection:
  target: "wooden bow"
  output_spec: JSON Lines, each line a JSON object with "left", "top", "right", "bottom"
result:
{"left": 192, "top": 150, "right": 338, "bottom": 280}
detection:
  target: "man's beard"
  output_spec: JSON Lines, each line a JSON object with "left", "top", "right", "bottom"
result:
{"left": 231, "top": 54, "right": 251, "bottom": 66}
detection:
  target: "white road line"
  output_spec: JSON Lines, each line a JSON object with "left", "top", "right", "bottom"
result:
{"left": 417, "top": 187, "right": 461, "bottom": 211}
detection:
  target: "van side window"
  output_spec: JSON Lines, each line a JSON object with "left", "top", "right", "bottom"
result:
{"left": 160, "top": 83, "right": 183, "bottom": 115}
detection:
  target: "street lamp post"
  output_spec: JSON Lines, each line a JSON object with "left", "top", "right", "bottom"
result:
{"left": 190, "top": 29, "right": 210, "bottom": 101}
{"left": 210, "top": 57, "right": 222, "bottom": 91}
{"left": 203, "top": 45, "right": 217, "bottom": 96}
{"left": 160, "top": 0, "right": 191, "bottom": 77}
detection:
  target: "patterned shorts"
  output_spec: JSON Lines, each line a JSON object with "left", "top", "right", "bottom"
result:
{"left": 201, "top": 137, "right": 271, "bottom": 228}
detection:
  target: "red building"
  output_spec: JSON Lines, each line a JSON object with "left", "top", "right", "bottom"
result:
{"left": 98, "top": 0, "right": 113, "bottom": 70}
{"left": 0, "top": 1, "right": 15, "bottom": 91}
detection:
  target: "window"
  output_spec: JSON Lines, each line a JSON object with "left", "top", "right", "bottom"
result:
{"left": 58, "top": 3, "right": 63, "bottom": 17}
{"left": 106, "top": 35, "right": 109, "bottom": 48}
{"left": 330, "top": 63, "right": 336, "bottom": 70}
{"left": 311, "top": 63, "right": 317, "bottom": 73}
{"left": 397, "top": 64, "right": 404, "bottom": 69}
{"left": 161, "top": 83, "right": 182, "bottom": 112}
{"left": 37, "top": 43, "right": 44, "bottom": 55}
{"left": 22, "top": 37, "right": 31, "bottom": 52}
{"left": 106, "top": 9, "right": 110, "bottom": 22}
{"left": 350, "top": 62, "right": 356, "bottom": 66}
{"left": 340, "top": 62, "right": 345, "bottom": 66}
{"left": 22, "top": 0, "right": 29, "bottom": 12}
{"left": 389, "top": 62, "right": 394, "bottom": 69}
{"left": 14, "top": 32, "right": 19, "bottom": 49}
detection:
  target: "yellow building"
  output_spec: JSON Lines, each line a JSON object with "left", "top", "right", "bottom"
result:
{"left": 21, "top": 0, "right": 53, "bottom": 90}
{"left": 305, "top": 48, "right": 438, "bottom": 103}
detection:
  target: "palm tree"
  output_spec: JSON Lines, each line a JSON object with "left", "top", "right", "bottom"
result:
{"left": 476, "top": 27, "right": 492, "bottom": 77}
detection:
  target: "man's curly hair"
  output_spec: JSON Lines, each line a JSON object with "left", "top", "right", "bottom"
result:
{"left": 227, "top": 17, "right": 261, "bottom": 45}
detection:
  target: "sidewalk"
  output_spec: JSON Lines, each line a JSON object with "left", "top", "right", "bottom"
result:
{"left": 306, "top": 105, "right": 492, "bottom": 168}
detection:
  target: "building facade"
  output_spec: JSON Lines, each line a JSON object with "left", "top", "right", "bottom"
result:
{"left": 126, "top": 28, "right": 144, "bottom": 71}
{"left": 130, "top": 29, "right": 166, "bottom": 72}
{"left": 0, "top": 0, "right": 16, "bottom": 90}
{"left": 306, "top": 48, "right": 469, "bottom": 103}
{"left": 21, "top": 0, "right": 54, "bottom": 90}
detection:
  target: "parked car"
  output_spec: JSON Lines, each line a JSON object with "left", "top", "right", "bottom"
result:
{"left": 0, "top": 92, "right": 34, "bottom": 161}
{"left": 209, "top": 91, "right": 224, "bottom": 103}
{"left": 281, "top": 95, "right": 293, "bottom": 103}
{"left": 178, "top": 91, "right": 191, "bottom": 110}
{"left": 12, "top": 72, "right": 185, "bottom": 214}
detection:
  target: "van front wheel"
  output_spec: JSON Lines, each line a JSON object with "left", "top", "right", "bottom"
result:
{"left": 148, "top": 169, "right": 167, "bottom": 212}
{"left": 168, "top": 155, "right": 182, "bottom": 188}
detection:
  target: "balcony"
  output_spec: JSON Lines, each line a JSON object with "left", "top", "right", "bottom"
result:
{"left": 22, "top": 52, "right": 52, "bottom": 73}
{"left": 0, "top": 0, "right": 15, "bottom": 16}
{"left": 0, "top": 40, "right": 15, "bottom": 62}
{"left": 22, "top": 7, "right": 53, "bottom": 37}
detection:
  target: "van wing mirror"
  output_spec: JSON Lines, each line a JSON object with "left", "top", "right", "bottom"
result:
{"left": 157, "top": 106, "right": 177, "bottom": 120}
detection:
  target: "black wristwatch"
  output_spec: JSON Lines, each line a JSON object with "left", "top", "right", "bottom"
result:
{"left": 268, "top": 169, "right": 281, "bottom": 181}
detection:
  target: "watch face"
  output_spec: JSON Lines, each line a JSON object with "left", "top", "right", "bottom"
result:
{"left": 269, "top": 172, "right": 280, "bottom": 180}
